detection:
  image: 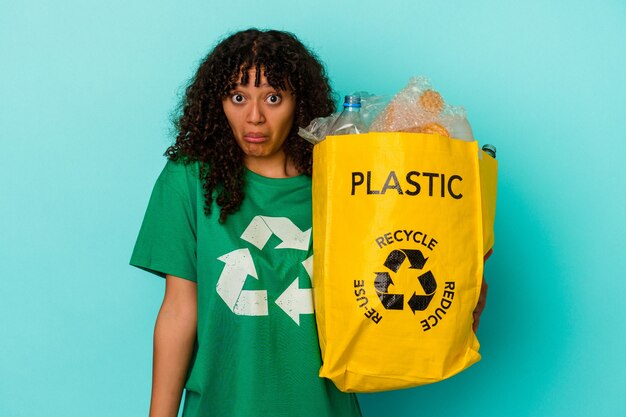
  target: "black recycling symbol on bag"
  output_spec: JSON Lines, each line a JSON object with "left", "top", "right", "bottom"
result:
{"left": 374, "top": 249, "right": 437, "bottom": 313}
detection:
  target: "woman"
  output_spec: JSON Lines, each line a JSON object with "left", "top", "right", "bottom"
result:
{"left": 131, "top": 29, "right": 362, "bottom": 416}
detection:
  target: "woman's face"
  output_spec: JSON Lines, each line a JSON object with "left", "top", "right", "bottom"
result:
{"left": 222, "top": 69, "right": 296, "bottom": 171}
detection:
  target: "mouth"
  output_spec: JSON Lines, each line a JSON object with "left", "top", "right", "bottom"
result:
{"left": 244, "top": 133, "right": 268, "bottom": 143}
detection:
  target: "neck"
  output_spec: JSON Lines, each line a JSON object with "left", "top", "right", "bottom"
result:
{"left": 244, "top": 154, "right": 299, "bottom": 178}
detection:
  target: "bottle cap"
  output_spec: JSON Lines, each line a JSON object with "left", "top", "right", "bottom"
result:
{"left": 482, "top": 144, "right": 496, "bottom": 158}
{"left": 343, "top": 95, "right": 362, "bottom": 108}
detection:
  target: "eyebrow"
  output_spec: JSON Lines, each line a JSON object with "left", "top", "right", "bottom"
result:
{"left": 234, "top": 82, "right": 273, "bottom": 88}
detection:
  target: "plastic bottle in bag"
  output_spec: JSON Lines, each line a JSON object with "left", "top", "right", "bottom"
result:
{"left": 329, "top": 95, "right": 368, "bottom": 135}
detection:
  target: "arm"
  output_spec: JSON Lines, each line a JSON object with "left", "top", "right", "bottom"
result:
{"left": 472, "top": 276, "right": 488, "bottom": 332}
{"left": 149, "top": 275, "right": 197, "bottom": 417}
{"left": 472, "top": 249, "right": 492, "bottom": 332}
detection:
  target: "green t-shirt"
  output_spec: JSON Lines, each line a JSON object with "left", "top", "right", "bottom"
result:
{"left": 130, "top": 160, "right": 361, "bottom": 417}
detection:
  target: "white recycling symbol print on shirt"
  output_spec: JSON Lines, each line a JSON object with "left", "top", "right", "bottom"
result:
{"left": 215, "top": 216, "right": 314, "bottom": 325}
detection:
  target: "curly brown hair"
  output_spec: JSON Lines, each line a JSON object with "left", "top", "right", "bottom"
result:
{"left": 166, "top": 29, "right": 335, "bottom": 223}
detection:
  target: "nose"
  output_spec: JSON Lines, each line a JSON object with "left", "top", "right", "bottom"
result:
{"left": 247, "top": 100, "right": 265, "bottom": 125}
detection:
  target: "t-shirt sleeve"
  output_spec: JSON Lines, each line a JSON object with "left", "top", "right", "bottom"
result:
{"left": 130, "top": 162, "right": 198, "bottom": 282}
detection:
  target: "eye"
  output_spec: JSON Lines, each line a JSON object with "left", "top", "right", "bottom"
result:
{"left": 266, "top": 94, "right": 282, "bottom": 105}
{"left": 230, "top": 93, "right": 245, "bottom": 104}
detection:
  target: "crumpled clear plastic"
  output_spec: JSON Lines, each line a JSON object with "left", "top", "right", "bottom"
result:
{"left": 298, "top": 77, "right": 475, "bottom": 144}
{"left": 298, "top": 113, "right": 339, "bottom": 144}
{"left": 298, "top": 93, "right": 388, "bottom": 144}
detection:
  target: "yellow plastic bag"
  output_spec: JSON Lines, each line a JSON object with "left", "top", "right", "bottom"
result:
{"left": 312, "top": 132, "right": 497, "bottom": 393}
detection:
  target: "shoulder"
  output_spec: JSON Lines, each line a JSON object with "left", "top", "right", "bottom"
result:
{"left": 156, "top": 159, "right": 202, "bottom": 195}
{"left": 160, "top": 158, "right": 200, "bottom": 178}
{"left": 158, "top": 159, "right": 201, "bottom": 183}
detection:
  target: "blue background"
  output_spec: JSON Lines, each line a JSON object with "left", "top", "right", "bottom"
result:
{"left": 1, "top": 0, "right": 624, "bottom": 416}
